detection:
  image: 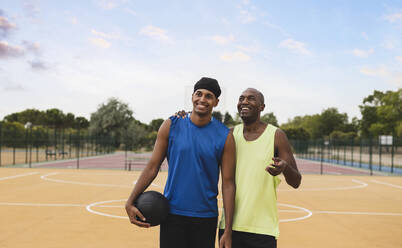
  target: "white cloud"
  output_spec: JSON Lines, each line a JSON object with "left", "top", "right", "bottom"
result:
{"left": 394, "top": 74, "right": 402, "bottom": 87}
{"left": 89, "top": 37, "right": 111, "bottom": 48}
{"left": 23, "top": 1, "right": 40, "bottom": 18}
{"left": 3, "top": 83, "right": 25, "bottom": 91}
{"left": 22, "top": 40, "right": 40, "bottom": 54}
{"left": 240, "top": 10, "right": 256, "bottom": 24}
{"left": 0, "top": 41, "right": 24, "bottom": 58}
{"left": 0, "top": 16, "right": 16, "bottom": 38}
{"left": 279, "top": 39, "right": 311, "bottom": 55}
{"left": 236, "top": 45, "right": 259, "bottom": 53}
{"left": 360, "top": 66, "right": 388, "bottom": 77}
{"left": 384, "top": 12, "right": 402, "bottom": 23}
{"left": 0, "top": 16, "right": 16, "bottom": 30}
{"left": 396, "top": 56, "right": 402, "bottom": 63}
{"left": 91, "top": 29, "right": 118, "bottom": 40}
{"left": 220, "top": 51, "right": 250, "bottom": 62}
{"left": 96, "top": 0, "right": 128, "bottom": 10}
{"left": 352, "top": 48, "right": 374, "bottom": 58}
{"left": 382, "top": 39, "right": 398, "bottom": 49}
{"left": 360, "top": 65, "right": 402, "bottom": 87}
{"left": 221, "top": 18, "right": 230, "bottom": 25}
{"left": 210, "top": 34, "right": 234, "bottom": 45}
{"left": 124, "top": 8, "right": 136, "bottom": 16}
{"left": 263, "top": 21, "right": 290, "bottom": 37}
{"left": 28, "top": 60, "right": 49, "bottom": 70}
{"left": 71, "top": 17, "right": 78, "bottom": 24}
{"left": 140, "top": 25, "right": 170, "bottom": 42}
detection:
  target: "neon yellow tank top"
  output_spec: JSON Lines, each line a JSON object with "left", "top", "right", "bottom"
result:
{"left": 219, "top": 123, "right": 281, "bottom": 237}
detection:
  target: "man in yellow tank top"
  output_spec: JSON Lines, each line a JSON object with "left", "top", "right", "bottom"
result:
{"left": 219, "top": 88, "right": 302, "bottom": 248}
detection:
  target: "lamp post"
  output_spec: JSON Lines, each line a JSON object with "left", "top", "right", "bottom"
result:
{"left": 24, "top": 122, "right": 32, "bottom": 168}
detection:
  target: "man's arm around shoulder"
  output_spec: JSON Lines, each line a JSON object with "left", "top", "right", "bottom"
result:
{"left": 125, "top": 119, "right": 171, "bottom": 228}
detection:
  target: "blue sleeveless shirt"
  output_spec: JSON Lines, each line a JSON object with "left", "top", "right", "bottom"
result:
{"left": 164, "top": 115, "right": 229, "bottom": 218}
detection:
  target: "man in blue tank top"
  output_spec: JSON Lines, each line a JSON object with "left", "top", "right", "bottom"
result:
{"left": 126, "top": 77, "right": 236, "bottom": 248}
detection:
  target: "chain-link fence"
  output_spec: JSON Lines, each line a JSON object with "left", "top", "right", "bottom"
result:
{"left": 0, "top": 125, "right": 115, "bottom": 168}
{"left": 290, "top": 136, "right": 402, "bottom": 175}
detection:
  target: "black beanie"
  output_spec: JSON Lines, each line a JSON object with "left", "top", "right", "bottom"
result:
{"left": 193, "top": 77, "right": 221, "bottom": 98}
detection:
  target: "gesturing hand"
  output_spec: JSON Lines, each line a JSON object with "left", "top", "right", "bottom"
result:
{"left": 266, "top": 157, "right": 287, "bottom": 176}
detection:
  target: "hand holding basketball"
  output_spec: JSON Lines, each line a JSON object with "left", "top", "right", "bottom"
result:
{"left": 125, "top": 202, "right": 151, "bottom": 228}
{"left": 127, "top": 191, "right": 169, "bottom": 228}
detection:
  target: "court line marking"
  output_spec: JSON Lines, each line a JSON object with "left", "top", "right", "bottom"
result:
{"left": 133, "top": 180, "right": 162, "bottom": 188}
{"left": 278, "top": 203, "right": 312, "bottom": 222}
{"left": 2, "top": 201, "right": 401, "bottom": 217}
{"left": 40, "top": 172, "right": 131, "bottom": 188}
{"left": 0, "top": 202, "right": 123, "bottom": 208}
{"left": 40, "top": 172, "right": 162, "bottom": 188}
{"left": 84, "top": 200, "right": 315, "bottom": 223}
{"left": 313, "top": 210, "right": 402, "bottom": 216}
{"left": 278, "top": 209, "right": 402, "bottom": 216}
{"left": 278, "top": 179, "right": 368, "bottom": 191}
{"left": 86, "top": 199, "right": 128, "bottom": 219}
{"left": 64, "top": 173, "right": 140, "bottom": 176}
{"left": 39, "top": 173, "right": 369, "bottom": 192}
{"left": 0, "top": 172, "right": 38, "bottom": 181}
{"left": 370, "top": 180, "right": 402, "bottom": 189}
{"left": 0, "top": 202, "right": 85, "bottom": 207}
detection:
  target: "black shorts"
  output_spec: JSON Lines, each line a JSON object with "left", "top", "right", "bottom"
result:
{"left": 160, "top": 214, "right": 218, "bottom": 248}
{"left": 219, "top": 229, "right": 277, "bottom": 248}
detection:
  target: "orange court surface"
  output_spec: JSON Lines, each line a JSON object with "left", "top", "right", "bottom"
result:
{"left": 1, "top": 164, "right": 401, "bottom": 248}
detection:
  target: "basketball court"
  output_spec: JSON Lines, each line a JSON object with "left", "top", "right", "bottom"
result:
{"left": 0, "top": 154, "right": 401, "bottom": 248}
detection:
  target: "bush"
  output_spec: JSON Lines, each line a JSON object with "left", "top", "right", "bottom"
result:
{"left": 2, "top": 122, "right": 26, "bottom": 148}
{"left": 282, "top": 127, "right": 311, "bottom": 140}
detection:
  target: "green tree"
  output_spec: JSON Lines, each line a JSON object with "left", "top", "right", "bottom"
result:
{"left": 149, "top": 118, "right": 164, "bottom": 132}
{"left": 212, "top": 111, "right": 223, "bottom": 122}
{"left": 64, "top": 113, "right": 76, "bottom": 128}
{"left": 145, "top": 131, "right": 158, "bottom": 150}
{"left": 281, "top": 127, "right": 310, "bottom": 140}
{"left": 329, "top": 130, "right": 357, "bottom": 141}
{"left": 281, "top": 114, "right": 321, "bottom": 138}
{"left": 359, "top": 89, "right": 402, "bottom": 137}
{"left": 89, "top": 98, "right": 134, "bottom": 147}
{"left": 318, "top": 108, "right": 348, "bottom": 136}
{"left": 396, "top": 122, "right": 402, "bottom": 137}
{"left": 4, "top": 109, "right": 46, "bottom": 126}
{"left": 74, "top": 116, "right": 89, "bottom": 129}
{"left": 31, "top": 126, "right": 48, "bottom": 147}
{"left": 281, "top": 108, "right": 351, "bottom": 139}
{"left": 2, "top": 122, "right": 25, "bottom": 147}
{"left": 122, "top": 120, "right": 149, "bottom": 150}
{"left": 340, "top": 117, "right": 359, "bottom": 133}
{"left": 233, "top": 113, "right": 242, "bottom": 125}
{"left": 223, "top": 112, "right": 235, "bottom": 126}
{"left": 261, "top": 112, "right": 279, "bottom": 126}
{"left": 45, "top": 108, "right": 66, "bottom": 128}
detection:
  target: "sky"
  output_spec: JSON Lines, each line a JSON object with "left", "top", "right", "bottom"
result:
{"left": 1, "top": 0, "right": 401, "bottom": 125}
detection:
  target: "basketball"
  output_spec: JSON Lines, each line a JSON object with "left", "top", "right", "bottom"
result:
{"left": 134, "top": 191, "right": 169, "bottom": 226}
